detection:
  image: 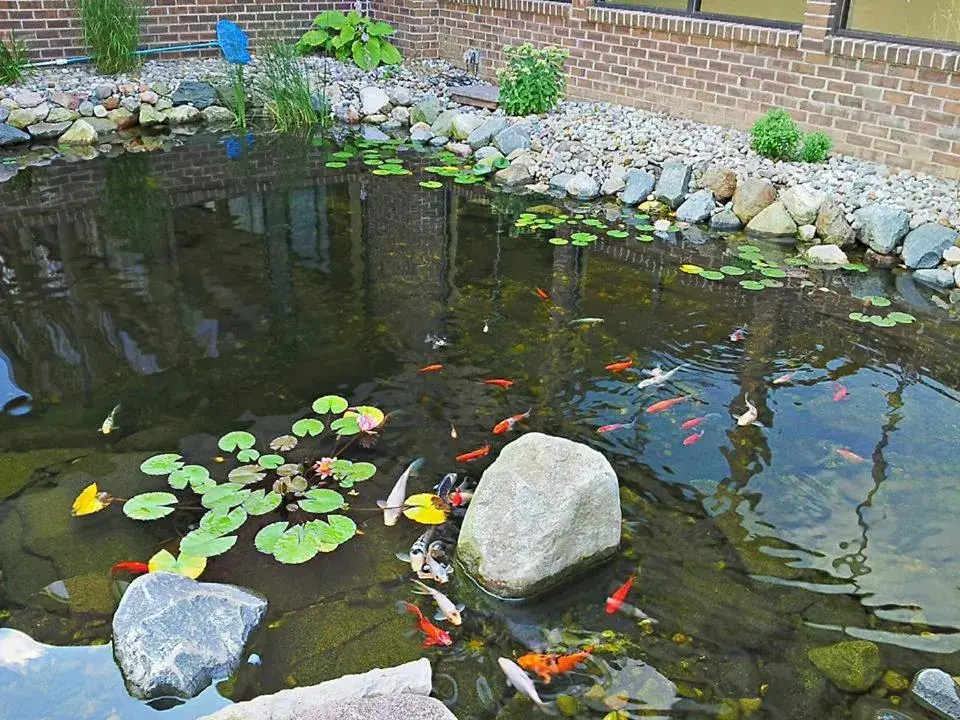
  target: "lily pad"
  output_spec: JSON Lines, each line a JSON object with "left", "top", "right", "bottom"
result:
{"left": 571, "top": 239, "right": 590, "bottom": 246}
{"left": 849, "top": 312, "right": 865, "bottom": 321}
{"left": 228, "top": 465, "right": 266, "bottom": 485}
{"left": 364, "top": 158, "right": 383, "bottom": 166}
{"left": 272, "top": 526, "right": 321, "bottom": 564}
{"left": 302, "top": 520, "right": 342, "bottom": 550}
{"left": 276, "top": 463, "right": 301, "bottom": 477}
{"left": 863, "top": 295, "right": 891, "bottom": 307}
{"left": 331, "top": 416, "right": 361, "bottom": 436}
{"left": 760, "top": 267, "right": 787, "bottom": 278}
{"left": 269, "top": 435, "right": 297, "bottom": 452}
{"left": 719, "top": 266, "right": 747, "bottom": 276}
{"left": 637, "top": 234, "right": 654, "bottom": 242}
{"left": 291, "top": 418, "right": 324, "bottom": 438}
{"left": 419, "top": 180, "right": 443, "bottom": 189}
{"left": 699, "top": 270, "right": 725, "bottom": 281}
{"left": 607, "top": 230, "right": 629, "bottom": 239}
{"left": 739, "top": 280, "right": 766, "bottom": 291}
{"left": 180, "top": 530, "right": 237, "bottom": 558}
{"left": 454, "top": 174, "right": 481, "bottom": 184}
{"left": 326, "top": 514, "right": 357, "bottom": 542}
{"left": 331, "top": 151, "right": 354, "bottom": 159}
{"left": 760, "top": 278, "right": 784, "bottom": 288}
{"left": 258, "top": 454, "right": 285, "bottom": 469}
{"left": 198, "top": 506, "right": 247, "bottom": 537}
{"left": 255, "top": 521, "right": 288, "bottom": 554}
{"left": 218, "top": 431, "right": 256, "bottom": 453}
{"left": 402, "top": 493, "right": 448, "bottom": 525}
{"left": 201, "top": 483, "right": 250, "bottom": 510}
{"left": 345, "top": 461, "right": 376, "bottom": 482}
{"left": 549, "top": 237, "right": 569, "bottom": 245}
{"left": 123, "top": 492, "right": 178, "bottom": 521}
{"left": 312, "top": 395, "right": 348, "bottom": 414}
{"left": 680, "top": 264, "right": 704, "bottom": 274}
{"left": 167, "top": 465, "right": 210, "bottom": 490}
{"left": 870, "top": 315, "right": 897, "bottom": 327}
{"left": 888, "top": 311, "right": 916, "bottom": 324}
{"left": 570, "top": 232, "right": 597, "bottom": 243}
{"left": 298, "top": 488, "right": 345, "bottom": 514}
{"left": 325, "top": 161, "right": 346, "bottom": 169}
{"left": 243, "top": 489, "right": 283, "bottom": 515}
{"left": 147, "top": 549, "right": 206, "bottom": 579}
{"left": 236, "top": 448, "right": 261, "bottom": 463}
{"left": 140, "top": 453, "right": 184, "bottom": 476}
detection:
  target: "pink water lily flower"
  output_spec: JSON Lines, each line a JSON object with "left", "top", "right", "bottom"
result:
{"left": 314, "top": 457, "right": 336, "bottom": 478}
{"left": 358, "top": 413, "right": 380, "bottom": 433}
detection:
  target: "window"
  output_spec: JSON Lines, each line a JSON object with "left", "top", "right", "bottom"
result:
{"left": 599, "top": 0, "right": 804, "bottom": 27}
{"left": 841, "top": 0, "right": 960, "bottom": 46}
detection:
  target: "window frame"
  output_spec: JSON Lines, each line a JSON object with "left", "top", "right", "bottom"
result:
{"left": 834, "top": 0, "right": 960, "bottom": 51}
{"left": 593, "top": 0, "right": 803, "bottom": 31}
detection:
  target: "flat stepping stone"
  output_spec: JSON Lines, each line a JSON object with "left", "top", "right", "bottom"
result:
{"left": 449, "top": 84, "right": 499, "bottom": 110}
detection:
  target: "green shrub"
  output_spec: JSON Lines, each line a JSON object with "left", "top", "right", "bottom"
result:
{"left": 800, "top": 131, "right": 832, "bottom": 163}
{"left": 256, "top": 40, "right": 324, "bottom": 132}
{"left": 78, "top": 0, "right": 142, "bottom": 73}
{"left": 0, "top": 32, "right": 29, "bottom": 85}
{"left": 750, "top": 108, "right": 802, "bottom": 161}
{"left": 498, "top": 43, "right": 568, "bottom": 116}
{"left": 295, "top": 10, "right": 401, "bottom": 71}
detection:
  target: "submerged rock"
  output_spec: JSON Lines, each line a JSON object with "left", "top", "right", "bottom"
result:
{"left": 733, "top": 177, "right": 777, "bottom": 223}
{"left": 457, "top": 432, "right": 621, "bottom": 598}
{"left": 807, "top": 640, "right": 882, "bottom": 693}
{"left": 113, "top": 572, "right": 267, "bottom": 699}
{"left": 910, "top": 668, "right": 960, "bottom": 720}
{"left": 654, "top": 161, "right": 691, "bottom": 209}
{"left": 854, "top": 204, "right": 910, "bottom": 254}
{"left": 900, "top": 223, "right": 959, "bottom": 269}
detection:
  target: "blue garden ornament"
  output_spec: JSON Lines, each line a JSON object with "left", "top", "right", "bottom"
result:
{"left": 217, "top": 19, "right": 251, "bottom": 65}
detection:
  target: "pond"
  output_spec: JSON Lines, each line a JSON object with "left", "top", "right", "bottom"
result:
{"left": 0, "top": 130, "right": 958, "bottom": 720}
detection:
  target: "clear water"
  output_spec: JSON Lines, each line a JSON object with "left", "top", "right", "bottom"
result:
{"left": 0, "top": 131, "right": 958, "bottom": 720}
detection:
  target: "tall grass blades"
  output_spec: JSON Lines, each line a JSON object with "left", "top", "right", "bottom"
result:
{"left": 78, "top": 0, "right": 142, "bottom": 74}
{"left": 256, "top": 41, "right": 321, "bottom": 132}
{"left": 0, "top": 32, "right": 29, "bottom": 85}
{"left": 229, "top": 65, "right": 248, "bottom": 129}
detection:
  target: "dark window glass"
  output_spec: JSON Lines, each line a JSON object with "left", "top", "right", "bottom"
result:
{"left": 600, "top": 0, "right": 689, "bottom": 9}
{"left": 700, "top": 0, "right": 805, "bottom": 24}
{"left": 845, "top": 0, "right": 960, "bottom": 44}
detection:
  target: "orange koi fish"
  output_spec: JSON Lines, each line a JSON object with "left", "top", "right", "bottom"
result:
{"left": 484, "top": 379, "right": 514, "bottom": 389}
{"left": 535, "top": 287, "right": 550, "bottom": 301}
{"left": 645, "top": 396, "right": 690, "bottom": 414}
{"left": 419, "top": 364, "right": 443, "bottom": 373}
{"left": 605, "top": 359, "right": 634, "bottom": 372}
{"left": 832, "top": 383, "right": 849, "bottom": 402}
{"left": 517, "top": 648, "right": 593, "bottom": 684}
{"left": 836, "top": 448, "right": 867, "bottom": 463}
{"left": 456, "top": 444, "right": 490, "bottom": 462}
{"left": 605, "top": 575, "right": 634, "bottom": 614}
{"left": 110, "top": 561, "right": 149, "bottom": 576}
{"left": 682, "top": 430, "right": 704, "bottom": 446}
{"left": 681, "top": 413, "right": 718, "bottom": 430}
{"left": 403, "top": 602, "right": 453, "bottom": 648}
{"left": 597, "top": 420, "right": 636, "bottom": 434}
{"left": 772, "top": 372, "right": 796, "bottom": 385}
{"left": 493, "top": 408, "right": 532, "bottom": 435}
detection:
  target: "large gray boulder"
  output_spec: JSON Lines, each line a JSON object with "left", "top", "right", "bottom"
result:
{"left": 621, "top": 169, "right": 655, "bottom": 206}
{"left": 854, "top": 204, "right": 910, "bottom": 254}
{"left": 294, "top": 695, "right": 455, "bottom": 720}
{"left": 429, "top": 109, "right": 458, "bottom": 137}
{"left": 780, "top": 184, "right": 826, "bottom": 225}
{"left": 654, "top": 161, "right": 691, "bottom": 209}
{"left": 172, "top": 81, "right": 218, "bottom": 110}
{"left": 450, "top": 112, "right": 484, "bottom": 140}
{"left": 27, "top": 121, "right": 71, "bottom": 139}
{"left": 733, "top": 178, "right": 777, "bottom": 223}
{"left": 910, "top": 668, "right": 960, "bottom": 720}
{"left": 198, "top": 659, "right": 432, "bottom": 720}
{"left": 467, "top": 116, "right": 507, "bottom": 149}
{"left": 900, "top": 223, "right": 959, "bottom": 269}
{"left": 710, "top": 208, "right": 742, "bottom": 231}
{"left": 410, "top": 95, "right": 441, "bottom": 125}
{"left": 913, "top": 267, "right": 955, "bottom": 290}
{"left": 816, "top": 198, "right": 856, "bottom": 247}
{"left": 494, "top": 123, "right": 531, "bottom": 155}
{"left": 805, "top": 244, "right": 848, "bottom": 265}
{"left": 457, "top": 433, "right": 621, "bottom": 598}
{"left": 675, "top": 189, "right": 715, "bottom": 223}
{"left": 493, "top": 157, "right": 535, "bottom": 186}
{"left": 566, "top": 172, "right": 599, "bottom": 200}
{"left": 113, "top": 572, "right": 267, "bottom": 699}
{"left": 746, "top": 201, "right": 798, "bottom": 238}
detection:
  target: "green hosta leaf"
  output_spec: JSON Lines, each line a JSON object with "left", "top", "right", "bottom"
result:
{"left": 863, "top": 295, "right": 891, "bottom": 307}
{"left": 699, "top": 270, "right": 725, "bottom": 281}
{"left": 258, "top": 454, "right": 285, "bottom": 469}
{"left": 298, "top": 488, "right": 345, "bottom": 514}
{"left": 352, "top": 39, "right": 377, "bottom": 71}
{"left": 199, "top": 506, "right": 247, "bottom": 537}
{"left": 180, "top": 530, "right": 237, "bottom": 558}
{"left": 607, "top": 230, "right": 629, "bottom": 239}
{"left": 297, "top": 28, "right": 329, "bottom": 50}
{"left": 314, "top": 10, "right": 346, "bottom": 28}
{"left": 759, "top": 267, "right": 787, "bottom": 278}
{"left": 201, "top": 483, "right": 250, "bottom": 510}
{"left": 312, "top": 395, "right": 348, "bottom": 414}
{"left": 218, "top": 431, "right": 256, "bottom": 452}
{"left": 123, "top": 492, "right": 178, "bottom": 521}
{"left": 346, "top": 462, "right": 377, "bottom": 481}
{"left": 292, "top": 418, "right": 324, "bottom": 437}
{"left": 719, "top": 265, "right": 747, "bottom": 276}
{"left": 326, "top": 514, "right": 357, "bottom": 542}
{"left": 380, "top": 40, "right": 402, "bottom": 65}
{"left": 368, "top": 20, "right": 395, "bottom": 36}
{"left": 140, "top": 453, "right": 184, "bottom": 476}
{"left": 168, "top": 465, "right": 209, "bottom": 490}
{"left": 331, "top": 416, "right": 361, "bottom": 436}
{"left": 243, "top": 489, "right": 283, "bottom": 516}
{"left": 739, "top": 280, "right": 766, "bottom": 291}
{"left": 272, "top": 525, "right": 321, "bottom": 564}
{"left": 236, "top": 448, "right": 261, "bottom": 463}
{"left": 228, "top": 465, "right": 266, "bottom": 485}
{"left": 255, "top": 521, "right": 289, "bottom": 554}
{"left": 888, "top": 311, "right": 916, "bottom": 324}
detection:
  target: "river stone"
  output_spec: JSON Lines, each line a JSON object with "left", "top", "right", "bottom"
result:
{"left": 474, "top": 145, "right": 503, "bottom": 163}
{"left": 172, "top": 81, "right": 217, "bottom": 110}
{"left": 854, "top": 204, "right": 910, "bottom": 254}
{"left": 494, "top": 159, "right": 534, "bottom": 187}
{"left": 808, "top": 641, "right": 882, "bottom": 693}
{"left": 390, "top": 105, "right": 409, "bottom": 124}
{"left": 410, "top": 95, "right": 441, "bottom": 125}
{"left": 362, "top": 125, "right": 391, "bottom": 142}
{"left": 549, "top": 172, "right": 573, "bottom": 192}
{"left": 49, "top": 91, "right": 79, "bottom": 110}
{"left": 107, "top": 108, "right": 136, "bottom": 130}
{"left": 45, "top": 107, "right": 77, "bottom": 124}
{"left": 655, "top": 160, "right": 691, "bottom": 209}
{"left": 197, "top": 659, "right": 432, "bottom": 720}
{"left": 79, "top": 100, "right": 94, "bottom": 117}
{"left": 746, "top": 201, "right": 798, "bottom": 238}
{"left": 388, "top": 86, "right": 412, "bottom": 106}
{"left": 566, "top": 172, "right": 599, "bottom": 200}
{"left": 798, "top": 224, "right": 817, "bottom": 242}
{"left": 122, "top": 96, "right": 140, "bottom": 112}
{"left": 780, "top": 184, "right": 826, "bottom": 225}
{"left": 700, "top": 165, "right": 737, "bottom": 201}
{"left": 429, "top": 135, "right": 448, "bottom": 147}
{"left": 913, "top": 267, "right": 956, "bottom": 290}
{"left": 138, "top": 103, "right": 166, "bottom": 127}
{"left": 27, "top": 121, "right": 71, "bottom": 139}
{"left": 359, "top": 86, "right": 390, "bottom": 116}
{"left": 805, "top": 244, "right": 848, "bottom": 265}
{"left": 676, "top": 189, "right": 715, "bottom": 223}
{"left": 494, "top": 123, "right": 531, "bottom": 155}
{"left": 601, "top": 175, "right": 625, "bottom": 195}
{"left": 410, "top": 126, "right": 433, "bottom": 143}
{"left": 733, "top": 177, "right": 777, "bottom": 223}
{"left": 710, "top": 208, "right": 742, "bottom": 231}
{"left": 943, "top": 246, "right": 960, "bottom": 265}
{"left": 7, "top": 108, "right": 36, "bottom": 130}
{"left": 430, "top": 109, "right": 458, "bottom": 137}
{"left": 621, "top": 168, "right": 656, "bottom": 205}
{"left": 0, "top": 106, "right": 7, "bottom": 123}
{"left": 901, "top": 223, "right": 960, "bottom": 269}
{"left": 911, "top": 668, "right": 960, "bottom": 720}
{"left": 457, "top": 432, "right": 621, "bottom": 598}
{"left": 202, "top": 105, "right": 235, "bottom": 124}
{"left": 816, "top": 197, "right": 856, "bottom": 248}
{"left": 164, "top": 105, "right": 201, "bottom": 125}
{"left": 113, "top": 572, "right": 267, "bottom": 699}
{"left": 58, "top": 119, "right": 98, "bottom": 145}
{"left": 467, "top": 116, "right": 507, "bottom": 149}
{"left": 13, "top": 89, "right": 43, "bottom": 108}
{"left": 450, "top": 113, "right": 484, "bottom": 140}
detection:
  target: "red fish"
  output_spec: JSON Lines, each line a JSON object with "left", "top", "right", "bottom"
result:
{"left": 419, "top": 364, "right": 443, "bottom": 373}
{"left": 645, "top": 396, "right": 690, "bottom": 414}
{"left": 730, "top": 328, "right": 747, "bottom": 342}
{"left": 681, "top": 416, "right": 706, "bottom": 430}
{"left": 597, "top": 421, "right": 636, "bottom": 434}
{"left": 517, "top": 647, "right": 593, "bottom": 683}
{"left": 605, "top": 575, "right": 634, "bottom": 614}
{"left": 493, "top": 408, "right": 532, "bottom": 435}
{"left": 110, "top": 561, "right": 149, "bottom": 576}
{"left": 773, "top": 372, "right": 796, "bottom": 385}
{"left": 683, "top": 430, "right": 704, "bottom": 446}
{"left": 605, "top": 359, "right": 634, "bottom": 372}
{"left": 832, "top": 383, "right": 849, "bottom": 402}
{"left": 535, "top": 287, "right": 550, "bottom": 301}
{"left": 450, "top": 488, "right": 473, "bottom": 507}
{"left": 484, "top": 379, "right": 514, "bottom": 389}
{"left": 456, "top": 444, "right": 490, "bottom": 462}
{"left": 836, "top": 448, "right": 867, "bottom": 463}
{"left": 404, "top": 602, "right": 453, "bottom": 648}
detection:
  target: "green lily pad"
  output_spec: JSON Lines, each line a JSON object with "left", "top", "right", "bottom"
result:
{"left": 167, "top": 465, "right": 210, "bottom": 490}
{"left": 637, "top": 235, "right": 654, "bottom": 242}
{"left": 326, "top": 514, "right": 357, "bottom": 542}
{"left": 291, "top": 418, "right": 324, "bottom": 438}
{"left": 699, "top": 270, "right": 725, "bottom": 281}
{"left": 371, "top": 168, "right": 394, "bottom": 176}
{"left": 549, "top": 237, "right": 569, "bottom": 245}
{"left": 419, "top": 180, "right": 443, "bottom": 189}
{"left": 123, "top": 492, "right": 178, "bottom": 521}
{"left": 331, "top": 416, "right": 361, "bottom": 436}
{"left": 719, "top": 266, "right": 747, "bottom": 276}
{"left": 863, "top": 295, "right": 891, "bottom": 307}
{"left": 255, "top": 521, "right": 289, "bottom": 554}
{"left": 243, "top": 489, "right": 283, "bottom": 516}
{"left": 364, "top": 158, "right": 383, "bottom": 166}
{"left": 298, "top": 488, "right": 345, "bottom": 514}
{"left": 147, "top": 550, "right": 205, "bottom": 579}
{"left": 198, "top": 506, "right": 247, "bottom": 537}
{"left": 345, "top": 461, "right": 376, "bottom": 482}
{"left": 607, "top": 230, "right": 630, "bottom": 239}
{"left": 454, "top": 174, "right": 481, "bottom": 184}
{"left": 635, "top": 224, "right": 655, "bottom": 232}
{"left": 236, "top": 448, "right": 260, "bottom": 463}
{"left": 739, "top": 280, "right": 766, "bottom": 291}
{"left": 258, "top": 454, "right": 285, "bottom": 469}
{"left": 870, "top": 315, "right": 897, "bottom": 327}
{"left": 760, "top": 267, "right": 787, "bottom": 278}
{"left": 312, "top": 395, "right": 348, "bottom": 414}
{"left": 228, "top": 465, "right": 266, "bottom": 485}
{"left": 201, "top": 483, "right": 250, "bottom": 510}
{"left": 331, "top": 151, "right": 354, "bottom": 159}
{"left": 856, "top": 314, "right": 874, "bottom": 323}
{"left": 303, "top": 519, "right": 343, "bottom": 549}
{"left": 760, "top": 279, "right": 784, "bottom": 288}
{"left": 325, "top": 161, "right": 346, "bottom": 168}
{"left": 888, "top": 311, "right": 916, "bottom": 324}
{"left": 180, "top": 530, "right": 237, "bottom": 558}
{"left": 140, "top": 453, "right": 184, "bottom": 476}
{"left": 849, "top": 312, "right": 865, "bottom": 321}
{"left": 842, "top": 263, "right": 868, "bottom": 273}
{"left": 570, "top": 232, "right": 597, "bottom": 243}
{"left": 272, "top": 526, "right": 321, "bottom": 564}
{"left": 218, "top": 431, "right": 256, "bottom": 453}
{"left": 571, "top": 239, "right": 590, "bottom": 246}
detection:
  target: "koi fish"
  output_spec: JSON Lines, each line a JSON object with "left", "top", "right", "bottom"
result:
{"left": 456, "top": 444, "right": 490, "bottom": 462}
{"left": 450, "top": 487, "right": 472, "bottom": 507}
{"left": 450, "top": 425, "right": 457, "bottom": 439}
{"left": 597, "top": 420, "right": 636, "bottom": 434}
{"left": 435, "top": 473, "right": 457, "bottom": 500}
{"left": 403, "top": 602, "right": 453, "bottom": 647}
{"left": 420, "top": 551, "right": 452, "bottom": 584}
{"left": 411, "top": 579, "right": 463, "bottom": 625}
{"left": 484, "top": 378, "right": 514, "bottom": 389}
{"left": 680, "top": 413, "right": 719, "bottom": 430}
{"left": 645, "top": 396, "right": 690, "bottom": 414}
{"left": 836, "top": 448, "right": 867, "bottom": 464}
{"left": 773, "top": 372, "right": 796, "bottom": 385}
{"left": 833, "top": 383, "right": 849, "bottom": 402}
{"left": 568, "top": 317, "right": 604, "bottom": 326}
{"left": 493, "top": 408, "right": 532, "bottom": 435}
{"left": 518, "top": 648, "right": 593, "bottom": 684}
{"left": 483, "top": 320, "right": 489, "bottom": 333}
{"left": 683, "top": 430, "right": 704, "bottom": 446}
{"left": 378, "top": 458, "right": 426, "bottom": 526}
{"left": 605, "top": 359, "right": 634, "bottom": 372}
{"left": 605, "top": 575, "right": 634, "bottom": 614}
{"left": 730, "top": 327, "right": 747, "bottom": 342}
{"left": 611, "top": 601, "right": 659, "bottom": 625}
{"left": 637, "top": 365, "right": 685, "bottom": 390}
{"left": 554, "top": 647, "right": 593, "bottom": 675}
{"left": 418, "top": 364, "right": 443, "bottom": 373}
{"left": 535, "top": 287, "right": 550, "bottom": 301}
{"left": 405, "top": 528, "right": 435, "bottom": 573}
{"left": 498, "top": 658, "right": 546, "bottom": 707}
{"left": 736, "top": 394, "right": 760, "bottom": 427}
{"left": 99, "top": 403, "right": 121, "bottom": 435}
{"left": 109, "top": 561, "right": 149, "bottom": 575}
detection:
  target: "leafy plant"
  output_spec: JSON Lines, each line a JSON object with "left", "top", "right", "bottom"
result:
{"left": 0, "top": 32, "right": 29, "bottom": 85}
{"left": 256, "top": 40, "right": 323, "bottom": 132}
{"left": 498, "top": 43, "right": 568, "bottom": 116}
{"left": 78, "top": 0, "right": 142, "bottom": 74}
{"left": 295, "top": 10, "right": 401, "bottom": 71}
{"left": 750, "top": 108, "right": 802, "bottom": 161}
{"left": 800, "top": 131, "right": 832, "bottom": 163}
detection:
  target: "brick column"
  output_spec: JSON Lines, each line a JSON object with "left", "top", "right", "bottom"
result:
{"left": 800, "top": 0, "right": 841, "bottom": 52}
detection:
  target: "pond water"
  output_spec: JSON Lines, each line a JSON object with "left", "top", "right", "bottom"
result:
{"left": 0, "top": 131, "right": 958, "bottom": 720}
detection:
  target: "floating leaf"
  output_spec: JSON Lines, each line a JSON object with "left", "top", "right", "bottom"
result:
{"left": 291, "top": 418, "right": 324, "bottom": 438}
{"left": 302, "top": 520, "right": 342, "bottom": 550}
{"left": 123, "top": 492, "right": 178, "bottom": 521}
{"left": 218, "top": 432, "right": 256, "bottom": 452}
{"left": 325, "top": 161, "right": 346, "bottom": 168}
{"left": 364, "top": 158, "right": 383, "bottom": 166}
{"left": 180, "top": 530, "right": 237, "bottom": 558}
{"left": 739, "top": 280, "right": 766, "bottom": 291}
{"left": 856, "top": 314, "right": 874, "bottom": 323}
{"left": 637, "top": 234, "right": 654, "bottom": 242}
{"left": 454, "top": 174, "right": 481, "bottom": 184}
{"left": 571, "top": 239, "right": 590, "bottom": 246}
{"left": 228, "top": 465, "right": 266, "bottom": 485}
{"left": 719, "top": 266, "right": 747, "bottom": 276}
{"left": 201, "top": 483, "right": 250, "bottom": 510}
{"left": 760, "top": 279, "right": 784, "bottom": 288}
{"left": 326, "top": 514, "right": 357, "bottom": 542}
{"left": 298, "top": 488, "right": 345, "bottom": 514}
{"left": 842, "top": 263, "right": 868, "bottom": 273}
{"left": 272, "top": 526, "right": 321, "bottom": 564}
{"left": 863, "top": 295, "right": 891, "bottom": 307}
{"left": 199, "top": 506, "right": 247, "bottom": 537}
{"left": 888, "top": 311, "right": 916, "bottom": 324}
{"left": 71, "top": 483, "right": 110, "bottom": 516}
{"left": 699, "top": 270, "right": 725, "bottom": 281}
{"left": 607, "top": 230, "right": 629, "bottom": 239}
{"left": 680, "top": 264, "right": 704, "bottom": 275}
{"left": 345, "top": 406, "right": 385, "bottom": 429}
{"left": 236, "top": 448, "right": 261, "bottom": 463}
{"left": 346, "top": 462, "right": 376, "bottom": 482}
{"left": 419, "top": 180, "right": 443, "bottom": 189}
{"left": 870, "top": 315, "right": 897, "bottom": 327}
{"left": 168, "top": 465, "right": 210, "bottom": 490}
{"left": 759, "top": 267, "right": 787, "bottom": 279}
{"left": 270, "top": 435, "right": 298, "bottom": 452}
{"left": 276, "top": 463, "right": 301, "bottom": 477}
{"left": 849, "top": 312, "right": 865, "bottom": 321}
{"left": 402, "top": 493, "right": 448, "bottom": 525}
{"left": 273, "top": 475, "right": 308, "bottom": 494}
{"left": 255, "top": 521, "right": 289, "bottom": 554}
{"left": 147, "top": 549, "right": 206, "bottom": 579}
{"left": 140, "top": 453, "right": 184, "bottom": 475}
{"left": 331, "top": 416, "right": 361, "bottom": 436}
{"left": 243, "top": 489, "right": 283, "bottom": 515}
{"left": 635, "top": 224, "right": 655, "bottom": 232}
{"left": 258, "top": 454, "right": 285, "bottom": 469}
{"left": 548, "top": 237, "right": 569, "bottom": 245}
{"left": 570, "top": 232, "right": 597, "bottom": 243}
{"left": 331, "top": 151, "right": 354, "bottom": 159}
{"left": 312, "top": 395, "right": 348, "bottom": 414}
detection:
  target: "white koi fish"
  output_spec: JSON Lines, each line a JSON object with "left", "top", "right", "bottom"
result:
{"left": 498, "top": 658, "right": 546, "bottom": 707}
{"left": 411, "top": 579, "right": 463, "bottom": 625}
{"left": 378, "top": 457, "right": 425, "bottom": 526}
{"left": 99, "top": 404, "right": 121, "bottom": 435}
{"left": 637, "top": 365, "right": 685, "bottom": 390}
{"left": 736, "top": 394, "right": 760, "bottom": 427}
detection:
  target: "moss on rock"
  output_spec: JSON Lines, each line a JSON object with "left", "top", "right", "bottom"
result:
{"left": 807, "top": 640, "right": 882, "bottom": 693}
